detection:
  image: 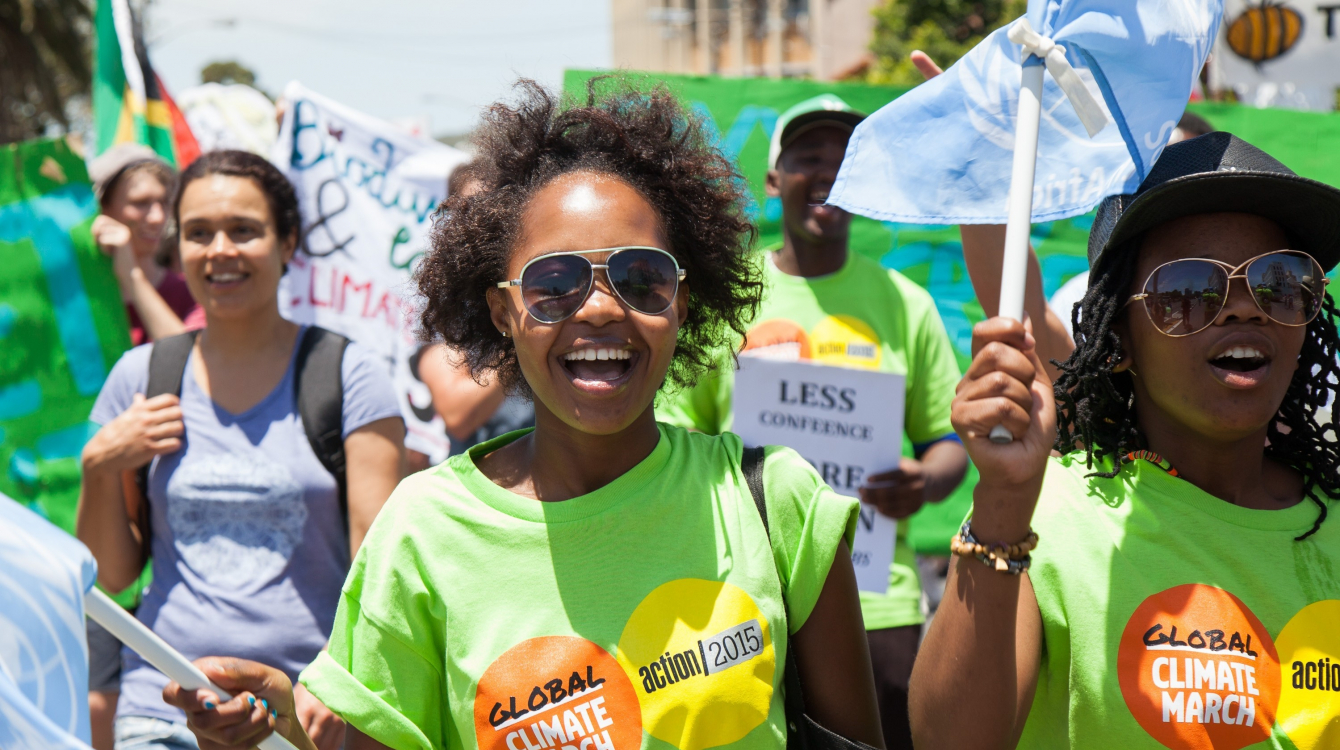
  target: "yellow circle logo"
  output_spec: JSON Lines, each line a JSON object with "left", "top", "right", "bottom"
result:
{"left": 616, "top": 579, "right": 776, "bottom": 750}
{"left": 1276, "top": 600, "right": 1340, "bottom": 749}
{"left": 809, "top": 315, "right": 881, "bottom": 369}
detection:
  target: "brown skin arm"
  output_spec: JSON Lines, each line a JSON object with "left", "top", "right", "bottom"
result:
{"left": 910, "top": 557, "right": 1043, "bottom": 749}
{"left": 908, "top": 317, "right": 1055, "bottom": 748}
{"left": 959, "top": 224, "right": 1075, "bottom": 381}
{"left": 791, "top": 539, "right": 886, "bottom": 748}
{"left": 418, "top": 343, "right": 508, "bottom": 442}
{"left": 343, "top": 416, "right": 406, "bottom": 556}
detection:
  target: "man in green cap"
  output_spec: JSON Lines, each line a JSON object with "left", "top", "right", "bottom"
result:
{"left": 658, "top": 94, "right": 969, "bottom": 748}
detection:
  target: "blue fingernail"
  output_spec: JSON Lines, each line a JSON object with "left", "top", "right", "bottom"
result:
{"left": 271, "top": 709, "right": 277, "bottom": 719}
{"left": 248, "top": 696, "right": 256, "bottom": 706}
{"left": 204, "top": 701, "right": 216, "bottom": 710}
{"left": 260, "top": 699, "right": 269, "bottom": 711}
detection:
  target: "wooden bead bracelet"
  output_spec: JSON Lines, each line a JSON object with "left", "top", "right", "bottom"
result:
{"left": 950, "top": 521, "right": 1039, "bottom": 575}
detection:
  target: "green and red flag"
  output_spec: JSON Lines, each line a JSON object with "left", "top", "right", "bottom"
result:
{"left": 93, "top": 0, "right": 199, "bottom": 167}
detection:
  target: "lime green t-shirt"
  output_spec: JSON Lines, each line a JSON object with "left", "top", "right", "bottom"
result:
{"left": 300, "top": 424, "right": 859, "bottom": 750}
{"left": 1020, "top": 453, "right": 1340, "bottom": 750}
{"left": 657, "top": 249, "right": 962, "bottom": 630}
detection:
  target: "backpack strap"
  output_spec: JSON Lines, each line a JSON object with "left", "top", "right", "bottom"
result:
{"left": 739, "top": 445, "right": 812, "bottom": 750}
{"left": 134, "top": 331, "right": 201, "bottom": 565}
{"left": 294, "top": 326, "right": 351, "bottom": 540}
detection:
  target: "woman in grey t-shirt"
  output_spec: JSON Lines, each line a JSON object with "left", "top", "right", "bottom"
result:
{"left": 77, "top": 151, "right": 405, "bottom": 750}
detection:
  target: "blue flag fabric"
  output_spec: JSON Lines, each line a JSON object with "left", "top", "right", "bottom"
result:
{"left": 829, "top": 0, "right": 1223, "bottom": 224}
{"left": 0, "top": 493, "right": 98, "bottom": 750}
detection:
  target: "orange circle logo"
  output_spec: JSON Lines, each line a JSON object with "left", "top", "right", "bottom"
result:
{"left": 1117, "top": 584, "right": 1280, "bottom": 750}
{"left": 473, "top": 636, "right": 642, "bottom": 750}
{"left": 742, "top": 319, "right": 810, "bottom": 360}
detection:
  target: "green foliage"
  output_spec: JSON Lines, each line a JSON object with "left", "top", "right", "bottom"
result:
{"left": 201, "top": 59, "right": 256, "bottom": 87}
{"left": 0, "top": 0, "right": 93, "bottom": 144}
{"left": 866, "top": 0, "right": 1026, "bottom": 85}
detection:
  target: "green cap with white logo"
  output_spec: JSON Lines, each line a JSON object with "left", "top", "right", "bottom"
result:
{"left": 767, "top": 94, "right": 866, "bottom": 169}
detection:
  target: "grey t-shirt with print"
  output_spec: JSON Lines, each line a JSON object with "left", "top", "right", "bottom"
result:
{"left": 89, "top": 330, "right": 402, "bottom": 724}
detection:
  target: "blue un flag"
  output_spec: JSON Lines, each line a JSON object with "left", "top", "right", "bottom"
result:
{"left": 829, "top": 0, "right": 1223, "bottom": 224}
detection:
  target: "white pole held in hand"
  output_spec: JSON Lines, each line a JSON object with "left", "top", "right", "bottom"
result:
{"left": 988, "top": 60, "right": 1045, "bottom": 445}
{"left": 84, "top": 587, "right": 302, "bottom": 750}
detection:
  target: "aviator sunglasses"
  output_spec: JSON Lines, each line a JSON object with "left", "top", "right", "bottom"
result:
{"left": 496, "top": 246, "right": 687, "bottom": 324}
{"left": 1126, "top": 250, "right": 1328, "bottom": 337}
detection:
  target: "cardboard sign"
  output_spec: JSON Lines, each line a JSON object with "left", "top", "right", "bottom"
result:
{"left": 731, "top": 356, "right": 905, "bottom": 594}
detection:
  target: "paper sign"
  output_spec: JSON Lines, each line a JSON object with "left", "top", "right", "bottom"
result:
{"left": 731, "top": 356, "right": 905, "bottom": 594}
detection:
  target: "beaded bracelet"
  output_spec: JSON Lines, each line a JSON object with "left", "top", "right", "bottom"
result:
{"left": 950, "top": 521, "right": 1039, "bottom": 575}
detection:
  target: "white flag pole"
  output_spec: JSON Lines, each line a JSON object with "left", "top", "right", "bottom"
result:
{"left": 988, "top": 60, "right": 1045, "bottom": 445}
{"left": 84, "top": 587, "right": 302, "bottom": 750}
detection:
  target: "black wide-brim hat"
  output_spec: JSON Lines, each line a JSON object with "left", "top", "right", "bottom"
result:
{"left": 1088, "top": 132, "right": 1340, "bottom": 281}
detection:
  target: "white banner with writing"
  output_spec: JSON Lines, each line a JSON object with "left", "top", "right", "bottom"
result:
{"left": 272, "top": 82, "right": 470, "bottom": 461}
{"left": 731, "top": 356, "right": 905, "bottom": 594}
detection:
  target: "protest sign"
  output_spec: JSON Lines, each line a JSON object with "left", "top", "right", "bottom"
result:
{"left": 0, "top": 137, "right": 131, "bottom": 534}
{"left": 272, "top": 82, "right": 471, "bottom": 462}
{"left": 731, "top": 356, "right": 904, "bottom": 594}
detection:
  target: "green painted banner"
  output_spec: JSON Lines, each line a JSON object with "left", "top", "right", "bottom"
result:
{"left": 0, "top": 137, "right": 131, "bottom": 534}
{"left": 564, "top": 69, "right": 1340, "bottom": 554}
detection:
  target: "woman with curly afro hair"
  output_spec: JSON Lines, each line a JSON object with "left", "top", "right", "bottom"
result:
{"left": 911, "top": 133, "right": 1340, "bottom": 748}
{"left": 162, "top": 80, "right": 885, "bottom": 750}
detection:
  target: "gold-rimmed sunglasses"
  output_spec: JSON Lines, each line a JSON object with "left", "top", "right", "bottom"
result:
{"left": 1126, "top": 250, "right": 1328, "bottom": 337}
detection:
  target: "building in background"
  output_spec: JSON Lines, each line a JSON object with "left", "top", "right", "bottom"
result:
{"left": 611, "top": 0, "right": 878, "bottom": 80}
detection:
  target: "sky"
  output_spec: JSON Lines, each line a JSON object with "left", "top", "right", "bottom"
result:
{"left": 145, "top": 0, "right": 613, "bottom": 138}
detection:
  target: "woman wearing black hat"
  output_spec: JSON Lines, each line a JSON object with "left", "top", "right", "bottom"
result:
{"left": 909, "top": 133, "right": 1340, "bottom": 749}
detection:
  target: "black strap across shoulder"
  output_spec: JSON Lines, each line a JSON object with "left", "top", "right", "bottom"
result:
{"left": 136, "top": 327, "right": 352, "bottom": 555}
{"left": 739, "top": 445, "right": 879, "bottom": 750}
{"left": 293, "top": 326, "right": 350, "bottom": 534}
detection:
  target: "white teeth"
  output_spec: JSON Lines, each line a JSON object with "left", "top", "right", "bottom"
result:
{"left": 1217, "top": 346, "right": 1264, "bottom": 361}
{"left": 563, "top": 348, "right": 632, "bottom": 361}
{"left": 210, "top": 272, "right": 243, "bottom": 282}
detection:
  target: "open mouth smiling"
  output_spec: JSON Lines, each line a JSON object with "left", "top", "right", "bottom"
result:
{"left": 560, "top": 346, "right": 638, "bottom": 392}
{"left": 205, "top": 270, "right": 249, "bottom": 288}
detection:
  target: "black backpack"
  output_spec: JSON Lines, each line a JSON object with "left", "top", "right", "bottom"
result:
{"left": 133, "top": 327, "right": 351, "bottom": 558}
{"left": 740, "top": 446, "right": 879, "bottom": 750}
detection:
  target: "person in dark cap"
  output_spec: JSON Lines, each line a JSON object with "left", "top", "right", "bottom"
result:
{"left": 909, "top": 132, "right": 1340, "bottom": 748}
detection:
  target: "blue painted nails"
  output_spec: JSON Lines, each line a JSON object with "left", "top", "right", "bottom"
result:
{"left": 247, "top": 696, "right": 256, "bottom": 707}
{"left": 271, "top": 709, "right": 278, "bottom": 719}
{"left": 260, "top": 699, "right": 269, "bottom": 711}
{"left": 204, "top": 701, "right": 216, "bottom": 710}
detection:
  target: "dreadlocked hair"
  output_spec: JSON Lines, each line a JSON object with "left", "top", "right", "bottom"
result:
{"left": 1054, "top": 247, "right": 1340, "bottom": 541}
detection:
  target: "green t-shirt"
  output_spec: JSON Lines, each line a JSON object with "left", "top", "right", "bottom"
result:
{"left": 657, "top": 249, "right": 962, "bottom": 630}
{"left": 1020, "top": 453, "right": 1340, "bottom": 750}
{"left": 300, "top": 424, "right": 858, "bottom": 750}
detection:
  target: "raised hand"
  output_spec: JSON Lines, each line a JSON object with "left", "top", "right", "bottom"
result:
{"left": 951, "top": 317, "right": 1055, "bottom": 540}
